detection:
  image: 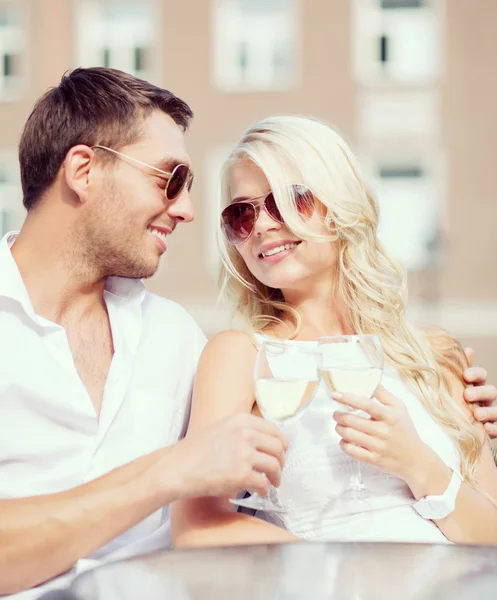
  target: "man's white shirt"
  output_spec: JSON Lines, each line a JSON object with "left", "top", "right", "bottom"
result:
{"left": 0, "top": 231, "right": 207, "bottom": 598}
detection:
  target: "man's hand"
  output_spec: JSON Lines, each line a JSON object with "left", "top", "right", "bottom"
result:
{"left": 166, "top": 413, "right": 288, "bottom": 499}
{"left": 463, "top": 347, "right": 497, "bottom": 438}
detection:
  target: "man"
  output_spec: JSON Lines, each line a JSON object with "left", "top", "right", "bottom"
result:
{"left": 0, "top": 68, "right": 287, "bottom": 598}
{"left": 0, "top": 68, "right": 495, "bottom": 597}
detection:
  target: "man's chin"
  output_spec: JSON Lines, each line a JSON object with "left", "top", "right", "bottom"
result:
{"left": 134, "top": 262, "right": 160, "bottom": 280}
{"left": 110, "top": 258, "right": 160, "bottom": 281}
{"left": 139, "top": 267, "right": 159, "bottom": 280}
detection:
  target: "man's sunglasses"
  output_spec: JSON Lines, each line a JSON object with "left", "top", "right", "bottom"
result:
{"left": 92, "top": 145, "right": 194, "bottom": 201}
{"left": 220, "top": 184, "right": 314, "bottom": 245}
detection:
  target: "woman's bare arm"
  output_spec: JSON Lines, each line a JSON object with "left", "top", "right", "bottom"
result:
{"left": 171, "top": 330, "right": 299, "bottom": 548}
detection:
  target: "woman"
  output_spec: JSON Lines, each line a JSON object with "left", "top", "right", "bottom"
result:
{"left": 172, "top": 115, "right": 497, "bottom": 545}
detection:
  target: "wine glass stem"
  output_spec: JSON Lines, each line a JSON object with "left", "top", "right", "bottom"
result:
{"left": 350, "top": 462, "right": 365, "bottom": 491}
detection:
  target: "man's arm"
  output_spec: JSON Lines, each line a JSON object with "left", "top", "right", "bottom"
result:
{"left": 0, "top": 412, "right": 286, "bottom": 595}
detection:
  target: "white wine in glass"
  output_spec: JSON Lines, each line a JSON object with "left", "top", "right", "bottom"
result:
{"left": 319, "top": 368, "right": 382, "bottom": 406}
{"left": 255, "top": 378, "right": 319, "bottom": 421}
{"left": 230, "top": 339, "right": 319, "bottom": 513}
{"left": 318, "top": 334, "right": 383, "bottom": 502}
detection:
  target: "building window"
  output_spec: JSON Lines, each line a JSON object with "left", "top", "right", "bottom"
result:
{"left": 371, "top": 160, "right": 441, "bottom": 271}
{"left": 381, "top": 0, "right": 424, "bottom": 8}
{"left": 212, "top": 0, "right": 298, "bottom": 92}
{"left": 0, "top": 153, "right": 23, "bottom": 236}
{"left": 75, "top": 1, "right": 157, "bottom": 80}
{"left": 352, "top": 0, "right": 441, "bottom": 86}
{"left": 0, "top": 2, "right": 25, "bottom": 100}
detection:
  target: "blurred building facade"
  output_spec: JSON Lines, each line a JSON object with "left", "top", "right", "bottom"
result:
{"left": 0, "top": 0, "right": 496, "bottom": 376}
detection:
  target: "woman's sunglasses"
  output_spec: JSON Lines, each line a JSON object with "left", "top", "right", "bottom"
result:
{"left": 220, "top": 184, "right": 314, "bottom": 245}
{"left": 92, "top": 145, "right": 194, "bottom": 201}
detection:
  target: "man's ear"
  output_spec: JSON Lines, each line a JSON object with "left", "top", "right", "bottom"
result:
{"left": 63, "top": 145, "right": 94, "bottom": 203}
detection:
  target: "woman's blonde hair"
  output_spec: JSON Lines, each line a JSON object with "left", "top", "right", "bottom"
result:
{"left": 218, "top": 115, "right": 484, "bottom": 484}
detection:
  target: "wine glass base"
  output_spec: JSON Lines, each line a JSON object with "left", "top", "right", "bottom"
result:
{"left": 317, "top": 482, "right": 389, "bottom": 520}
{"left": 229, "top": 495, "right": 285, "bottom": 513}
{"left": 340, "top": 487, "right": 371, "bottom": 500}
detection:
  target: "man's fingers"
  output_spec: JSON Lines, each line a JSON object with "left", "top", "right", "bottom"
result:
{"left": 253, "top": 432, "right": 286, "bottom": 468}
{"left": 474, "top": 404, "right": 497, "bottom": 423}
{"left": 464, "top": 347, "right": 475, "bottom": 368}
{"left": 465, "top": 385, "right": 497, "bottom": 406}
{"left": 244, "top": 471, "right": 270, "bottom": 497}
{"left": 252, "top": 452, "right": 282, "bottom": 488}
{"left": 484, "top": 422, "right": 497, "bottom": 440}
{"left": 240, "top": 414, "right": 289, "bottom": 450}
{"left": 463, "top": 366, "right": 488, "bottom": 386}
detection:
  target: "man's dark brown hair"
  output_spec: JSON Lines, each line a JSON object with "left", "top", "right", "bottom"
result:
{"left": 19, "top": 67, "right": 194, "bottom": 211}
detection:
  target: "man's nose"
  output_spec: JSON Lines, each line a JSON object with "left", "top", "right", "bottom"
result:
{"left": 167, "top": 189, "right": 194, "bottom": 223}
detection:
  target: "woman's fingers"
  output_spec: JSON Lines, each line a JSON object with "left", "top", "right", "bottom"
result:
{"left": 334, "top": 410, "right": 389, "bottom": 437}
{"left": 331, "top": 392, "right": 387, "bottom": 420}
{"left": 339, "top": 439, "right": 377, "bottom": 464}
{"left": 335, "top": 423, "right": 383, "bottom": 453}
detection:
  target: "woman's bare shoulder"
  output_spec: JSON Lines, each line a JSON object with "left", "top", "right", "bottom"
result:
{"left": 191, "top": 330, "right": 258, "bottom": 423}
{"left": 196, "top": 329, "right": 259, "bottom": 384}
{"left": 202, "top": 329, "right": 259, "bottom": 355}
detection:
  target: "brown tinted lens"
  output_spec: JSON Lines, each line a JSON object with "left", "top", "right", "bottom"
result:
{"left": 293, "top": 185, "right": 314, "bottom": 218}
{"left": 264, "top": 192, "right": 283, "bottom": 223}
{"left": 221, "top": 202, "right": 256, "bottom": 244}
{"left": 166, "top": 164, "right": 190, "bottom": 200}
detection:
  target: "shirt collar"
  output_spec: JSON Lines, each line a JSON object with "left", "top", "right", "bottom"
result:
{"left": 105, "top": 276, "right": 147, "bottom": 303}
{"left": 0, "top": 230, "right": 147, "bottom": 315}
{"left": 0, "top": 231, "right": 34, "bottom": 311}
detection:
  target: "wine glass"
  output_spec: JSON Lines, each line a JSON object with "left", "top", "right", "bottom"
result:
{"left": 318, "top": 334, "right": 383, "bottom": 502}
{"left": 230, "top": 339, "right": 320, "bottom": 512}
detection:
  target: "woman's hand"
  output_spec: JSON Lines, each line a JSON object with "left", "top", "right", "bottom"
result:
{"left": 332, "top": 386, "right": 430, "bottom": 484}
